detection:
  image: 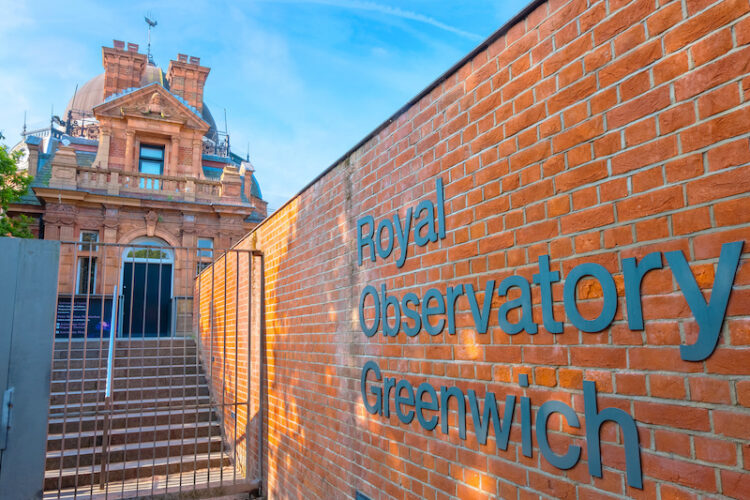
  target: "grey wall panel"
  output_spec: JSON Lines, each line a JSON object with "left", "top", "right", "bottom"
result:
{"left": 0, "top": 238, "right": 60, "bottom": 500}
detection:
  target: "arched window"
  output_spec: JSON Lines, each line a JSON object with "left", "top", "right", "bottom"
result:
{"left": 123, "top": 236, "right": 174, "bottom": 263}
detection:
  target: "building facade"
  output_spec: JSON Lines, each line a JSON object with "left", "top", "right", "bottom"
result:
{"left": 10, "top": 40, "right": 267, "bottom": 336}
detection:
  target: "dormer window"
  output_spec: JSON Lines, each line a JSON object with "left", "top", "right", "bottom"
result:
{"left": 139, "top": 144, "right": 164, "bottom": 189}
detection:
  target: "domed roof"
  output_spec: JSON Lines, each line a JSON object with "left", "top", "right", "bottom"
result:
{"left": 63, "top": 64, "right": 218, "bottom": 141}
{"left": 65, "top": 73, "right": 104, "bottom": 118}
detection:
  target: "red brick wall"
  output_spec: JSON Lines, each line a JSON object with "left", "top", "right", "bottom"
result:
{"left": 201, "top": 0, "right": 750, "bottom": 497}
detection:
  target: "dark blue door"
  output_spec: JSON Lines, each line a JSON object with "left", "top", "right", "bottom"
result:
{"left": 121, "top": 262, "right": 172, "bottom": 337}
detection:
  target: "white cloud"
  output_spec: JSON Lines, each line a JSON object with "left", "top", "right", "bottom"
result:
{"left": 255, "top": 0, "right": 483, "bottom": 41}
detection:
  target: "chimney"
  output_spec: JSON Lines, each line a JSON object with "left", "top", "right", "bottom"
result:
{"left": 102, "top": 40, "right": 147, "bottom": 99}
{"left": 166, "top": 54, "right": 210, "bottom": 113}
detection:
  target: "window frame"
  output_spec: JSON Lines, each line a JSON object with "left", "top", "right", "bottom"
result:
{"left": 196, "top": 237, "right": 214, "bottom": 275}
{"left": 138, "top": 144, "right": 165, "bottom": 189}
{"left": 79, "top": 230, "right": 99, "bottom": 251}
{"left": 76, "top": 255, "right": 97, "bottom": 295}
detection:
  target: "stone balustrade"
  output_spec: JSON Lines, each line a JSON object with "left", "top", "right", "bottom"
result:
{"left": 48, "top": 153, "right": 244, "bottom": 204}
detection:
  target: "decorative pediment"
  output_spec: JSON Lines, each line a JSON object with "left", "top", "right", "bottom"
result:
{"left": 93, "top": 83, "right": 209, "bottom": 132}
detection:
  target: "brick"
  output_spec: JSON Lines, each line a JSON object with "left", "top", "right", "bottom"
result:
{"left": 664, "top": 0, "right": 749, "bottom": 53}
{"left": 607, "top": 86, "right": 671, "bottom": 129}
{"left": 611, "top": 136, "right": 679, "bottom": 174}
{"left": 543, "top": 34, "right": 592, "bottom": 76}
{"left": 599, "top": 40, "right": 662, "bottom": 88}
{"left": 561, "top": 205, "right": 615, "bottom": 233}
{"left": 658, "top": 102, "right": 695, "bottom": 135}
{"left": 738, "top": 14, "right": 750, "bottom": 45}
{"left": 694, "top": 436, "right": 736, "bottom": 465}
{"left": 616, "top": 185, "right": 684, "bottom": 221}
{"left": 714, "top": 411, "right": 750, "bottom": 439}
{"left": 603, "top": 225, "right": 633, "bottom": 248}
{"left": 720, "top": 470, "right": 750, "bottom": 499}
{"left": 706, "top": 138, "right": 750, "bottom": 171}
{"left": 686, "top": 164, "right": 750, "bottom": 205}
{"left": 594, "top": 0, "right": 655, "bottom": 44}
{"left": 691, "top": 28, "right": 733, "bottom": 66}
{"left": 654, "top": 429, "right": 691, "bottom": 456}
{"left": 619, "top": 71, "right": 651, "bottom": 102}
{"left": 646, "top": 1, "right": 683, "bottom": 35}
{"left": 659, "top": 484, "right": 699, "bottom": 500}
{"left": 636, "top": 216, "right": 670, "bottom": 241}
{"left": 510, "top": 141, "right": 551, "bottom": 172}
{"left": 714, "top": 197, "right": 750, "bottom": 227}
{"left": 664, "top": 154, "right": 703, "bottom": 182}
{"left": 635, "top": 402, "right": 711, "bottom": 430}
{"left": 642, "top": 454, "right": 717, "bottom": 490}
{"left": 590, "top": 88, "right": 618, "bottom": 115}
{"left": 697, "top": 83, "right": 741, "bottom": 119}
{"left": 599, "top": 178, "right": 628, "bottom": 202}
{"left": 570, "top": 346, "right": 626, "bottom": 367}
{"left": 674, "top": 47, "right": 750, "bottom": 101}
{"left": 615, "top": 373, "right": 646, "bottom": 395}
{"left": 584, "top": 44, "right": 612, "bottom": 73}
{"left": 652, "top": 51, "right": 690, "bottom": 85}
{"left": 650, "top": 374, "right": 686, "bottom": 399}
{"left": 556, "top": 161, "right": 608, "bottom": 192}
{"left": 672, "top": 206, "right": 712, "bottom": 235}
{"left": 614, "top": 24, "right": 646, "bottom": 56}
{"left": 631, "top": 165, "right": 663, "bottom": 192}
{"left": 547, "top": 76, "right": 597, "bottom": 114}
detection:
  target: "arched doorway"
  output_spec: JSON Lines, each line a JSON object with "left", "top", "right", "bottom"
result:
{"left": 120, "top": 237, "right": 174, "bottom": 337}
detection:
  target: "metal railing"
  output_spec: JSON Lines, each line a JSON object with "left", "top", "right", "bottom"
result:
{"left": 45, "top": 241, "right": 260, "bottom": 499}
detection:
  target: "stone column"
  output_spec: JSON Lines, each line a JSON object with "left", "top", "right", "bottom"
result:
{"left": 124, "top": 130, "right": 136, "bottom": 172}
{"left": 49, "top": 147, "right": 78, "bottom": 189}
{"left": 219, "top": 166, "right": 242, "bottom": 202}
{"left": 192, "top": 137, "right": 202, "bottom": 176}
{"left": 170, "top": 135, "right": 180, "bottom": 175}
{"left": 94, "top": 126, "right": 111, "bottom": 169}
{"left": 102, "top": 207, "right": 119, "bottom": 294}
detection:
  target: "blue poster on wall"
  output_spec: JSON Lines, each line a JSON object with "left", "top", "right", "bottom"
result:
{"left": 55, "top": 295, "right": 114, "bottom": 338}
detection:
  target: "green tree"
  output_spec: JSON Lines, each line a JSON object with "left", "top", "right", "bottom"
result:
{"left": 0, "top": 134, "right": 34, "bottom": 238}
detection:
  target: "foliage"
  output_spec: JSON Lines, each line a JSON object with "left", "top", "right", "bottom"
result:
{"left": 0, "top": 136, "right": 34, "bottom": 238}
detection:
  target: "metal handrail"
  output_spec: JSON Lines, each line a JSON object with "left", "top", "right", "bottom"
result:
{"left": 99, "top": 285, "right": 119, "bottom": 488}
{"left": 104, "top": 285, "right": 118, "bottom": 399}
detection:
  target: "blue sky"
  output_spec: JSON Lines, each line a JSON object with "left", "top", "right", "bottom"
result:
{"left": 1, "top": 0, "right": 531, "bottom": 210}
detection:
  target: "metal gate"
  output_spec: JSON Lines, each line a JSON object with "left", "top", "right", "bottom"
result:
{"left": 45, "top": 241, "right": 261, "bottom": 499}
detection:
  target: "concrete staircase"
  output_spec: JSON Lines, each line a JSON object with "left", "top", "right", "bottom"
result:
{"left": 44, "top": 338, "right": 231, "bottom": 493}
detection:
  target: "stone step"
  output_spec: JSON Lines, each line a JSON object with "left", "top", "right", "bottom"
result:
{"left": 49, "top": 385, "right": 209, "bottom": 406}
{"left": 46, "top": 420, "right": 222, "bottom": 452}
{"left": 53, "top": 355, "right": 203, "bottom": 370}
{"left": 48, "top": 406, "right": 216, "bottom": 435}
{"left": 45, "top": 435, "right": 225, "bottom": 471}
{"left": 53, "top": 346, "right": 198, "bottom": 361}
{"left": 50, "top": 373, "right": 208, "bottom": 393}
{"left": 54, "top": 338, "right": 195, "bottom": 349}
{"left": 52, "top": 363, "right": 202, "bottom": 381}
{"left": 44, "top": 451, "right": 231, "bottom": 490}
{"left": 49, "top": 395, "right": 212, "bottom": 417}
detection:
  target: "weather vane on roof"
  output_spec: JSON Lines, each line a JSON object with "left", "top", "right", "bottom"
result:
{"left": 145, "top": 13, "right": 158, "bottom": 64}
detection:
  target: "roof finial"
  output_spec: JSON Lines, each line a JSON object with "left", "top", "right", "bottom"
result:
{"left": 145, "top": 13, "right": 158, "bottom": 64}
